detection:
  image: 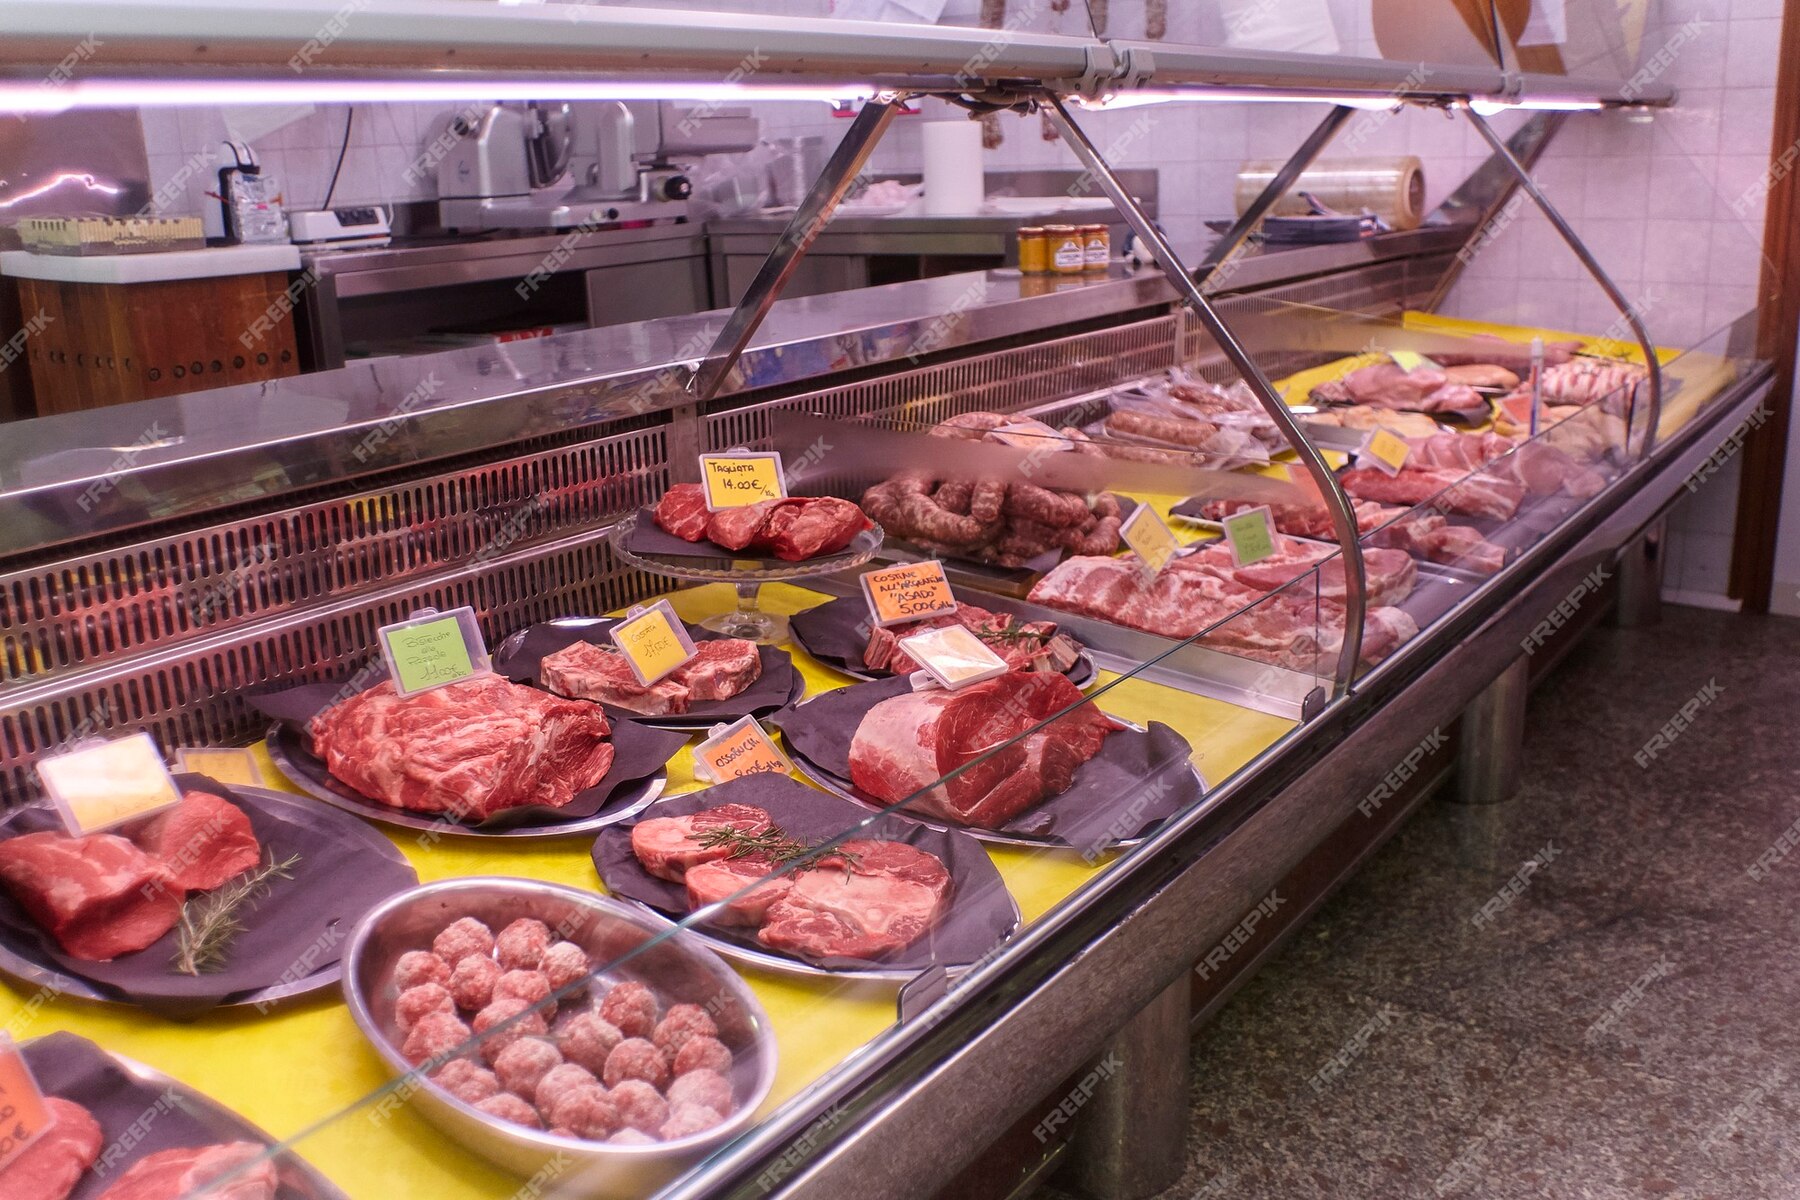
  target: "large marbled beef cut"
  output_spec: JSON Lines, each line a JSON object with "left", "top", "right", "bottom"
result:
{"left": 756, "top": 840, "right": 951, "bottom": 960}
{"left": 540, "top": 638, "right": 760, "bottom": 716}
{"left": 126, "top": 793, "right": 260, "bottom": 892}
{"left": 0, "top": 833, "right": 183, "bottom": 961}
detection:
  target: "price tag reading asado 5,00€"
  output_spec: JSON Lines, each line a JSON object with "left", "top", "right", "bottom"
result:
{"left": 861, "top": 560, "right": 958, "bottom": 628}
{"left": 0, "top": 1036, "right": 51, "bottom": 1172}
{"left": 694, "top": 716, "right": 794, "bottom": 783}
{"left": 898, "top": 624, "right": 1009, "bottom": 691}
{"left": 1222, "top": 505, "right": 1277, "bottom": 567}
{"left": 699, "top": 451, "right": 787, "bottom": 511}
{"left": 1120, "top": 504, "right": 1181, "bottom": 578}
{"left": 379, "top": 606, "right": 491, "bottom": 697}
{"left": 1358, "top": 427, "right": 1412, "bottom": 477}
{"left": 37, "top": 731, "right": 183, "bottom": 837}
{"left": 610, "top": 600, "right": 698, "bottom": 686}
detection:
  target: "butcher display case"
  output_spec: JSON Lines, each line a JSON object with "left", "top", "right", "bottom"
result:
{"left": 0, "top": 4, "right": 1773, "bottom": 1200}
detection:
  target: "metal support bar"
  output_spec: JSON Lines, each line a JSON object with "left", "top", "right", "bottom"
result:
{"left": 1063, "top": 976, "right": 1192, "bottom": 1200}
{"left": 1195, "top": 104, "right": 1354, "bottom": 290}
{"left": 1422, "top": 111, "right": 1564, "bottom": 314}
{"left": 1452, "top": 655, "right": 1528, "bottom": 806}
{"left": 1041, "top": 92, "right": 1367, "bottom": 692}
{"left": 1608, "top": 517, "right": 1665, "bottom": 628}
{"left": 1460, "top": 104, "right": 1665, "bottom": 453}
{"left": 687, "top": 95, "right": 904, "bottom": 405}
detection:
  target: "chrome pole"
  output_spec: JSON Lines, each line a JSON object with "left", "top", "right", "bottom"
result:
{"left": 1042, "top": 92, "right": 1366, "bottom": 693}
{"left": 1195, "top": 104, "right": 1354, "bottom": 290}
{"left": 1460, "top": 103, "right": 1665, "bottom": 453}
{"left": 686, "top": 95, "right": 905, "bottom": 405}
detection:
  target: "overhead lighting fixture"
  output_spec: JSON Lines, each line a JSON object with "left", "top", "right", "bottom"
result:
{"left": 1075, "top": 89, "right": 1409, "bottom": 111}
{"left": 1470, "top": 98, "right": 1607, "bottom": 114}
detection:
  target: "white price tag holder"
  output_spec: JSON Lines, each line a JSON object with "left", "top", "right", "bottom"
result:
{"left": 610, "top": 599, "right": 699, "bottom": 686}
{"left": 860, "top": 560, "right": 958, "bottom": 628}
{"left": 693, "top": 716, "right": 795, "bottom": 783}
{"left": 37, "top": 731, "right": 183, "bottom": 836}
{"left": 699, "top": 449, "right": 787, "bottom": 511}
{"left": 0, "top": 1034, "right": 52, "bottom": 1172}
{"left": 377, "top": 606, "right": 491, "bottom": 698}
{"left": 898, "top": 624, "right": 1009, "bottom": 691}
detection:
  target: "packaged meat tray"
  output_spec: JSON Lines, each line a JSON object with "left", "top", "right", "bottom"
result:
{"left": 0, "top": 776, "right": 417, "bottom": 1018}
{"left": 491, "top": 618, "right": 803, "bottom": 728}
{"left": 593, "top": 775, "right": 1020, "bottom": 978}
{"left": 787, "top": 595, "right": 1096, "bottom": 687}
{"left": 251, "top": 675, "right": 690, "bottom": 839}
{"left": 9, "top": 1031, "right": 346, "bottom": 1200}
{"left": 768, "top": 675, "right": 1204, "bottom": 850}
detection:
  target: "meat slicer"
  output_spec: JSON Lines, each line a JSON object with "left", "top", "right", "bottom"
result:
{"left": 436, "top": 100, "right": 756, "bottom": 232}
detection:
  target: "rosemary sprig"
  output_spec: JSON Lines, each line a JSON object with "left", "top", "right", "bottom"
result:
{"left": 693, "top": 826, "right": 862, "bottom": 871}
{"left": 171, "top": 851, "right": 302, "bottom": 976}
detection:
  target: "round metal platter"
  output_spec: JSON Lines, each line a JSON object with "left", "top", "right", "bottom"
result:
{"left": 785, "top": 613, "right": 1098, "bottom": 690}
{"left": 0, "top": 786, "right": 409, "bottom": 1011}
{"left": 608, "top": 512, "right": 884, "bottom": 583}
{"left": 264, "top": 723, "right": 666, "bottom": 840}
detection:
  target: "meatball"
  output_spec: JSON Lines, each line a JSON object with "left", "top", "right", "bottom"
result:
{"left": 448, "top": 955, "right": 502, "bottom": 1012}
{"left": 661, "top": 1101, "right": 726, "bottom": 1140}
{"left": 541, "top": 942, "right": 590, "bottom": 992}
{"left": 546, "top": 1083, "right": 620, "bottom": 1140}
{"left": 473, "top": 997, "right": 549, "bottom": 1062}
{"left": 394, "top": 983, "right": 455, "bottom": 1035}
{"left": 609, "top": 1080, "right": 671, "bottom": 1135}
{"left": 402, "top": 1010, "right": 471, "bottom": 1066}
{"left": 393, "top": 950, "right": 450, "bottom": 991}
{"left": 494, "top": 969, "right": 552, "bottom": 1008}
{"left": 672, "top": 1036, "right": 732, "bottom": 1078}
{"left": 431, "top": 1059, "right": 501, "bottom": 1106}
{"left": 667, "top": 1069, "right": 734, "bottom": 1118}
{"left": 494, "top": 1037, "right": 564, "bottom": 1100}
{"left": 495, "top": 918, "right": 552, "bottom": 971}
{"left": 533, "top": 1063, "right": 599, "bottom": 1114}
{"left": 475, "top": 1093, "right": 542, "bottom": 1130}
{"left": 608, "top": 1128, "right": 656, "bottom": 1146}
{"left": 604, "top": 1038, "right": 670, "bottom": 1090}
{"left": 557, "top": 1012, "right": 624, "bottom": 1075}
{"left": 652, "top": 1005, "right": 718, "bottom": 1061}
{"left": 432, "top": 917, "right": 495, "bottom": 968}
{"left": 599, "top": 981, "right": 659, "bottom": 1039}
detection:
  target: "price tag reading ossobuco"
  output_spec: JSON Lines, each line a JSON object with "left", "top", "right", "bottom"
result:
{"left": 1358, "top": 427, "right": 1412, "bottom": 477}
{"left": 1120, "top": 504, "right": 1181, "bottom": 578}
{"left": 37, "top": 731, "right": 183, "bottom": 836}
{"left": 898, "top": 624, "right": 1010, "bottom": 691}
{"left": 693, "top": 716, "right": 794, "bottom": 784}
{"left": 379, "top": 606, "right": 491, "bottom": 698}
{"left": 699, "top": 452, "right": 787, "bottom": 511}
{"left": 0, "top": 1036, "right": 51, "bottom": 1172}
{"left": 610, "top": 600, "right": 698, "bottom": 686}
{"left": 1222, "top": 505, "right": 1278, "bottom": 567}
{"left": 860, "top": 560, "right": 958, "bottom": 628}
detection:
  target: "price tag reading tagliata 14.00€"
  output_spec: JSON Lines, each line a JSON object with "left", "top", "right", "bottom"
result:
{"left": 1222, "top": 505, "right": 1278, "bottom": 567}
{"left": 1120, "top": 504, "right": 1181, "bottom": 578}
{"left": 378, "top": 606, "right": 492, "bottom": 698}
{"left": 37, "top": 731, "right": 183, "bottom": 837}
{"left": 1358, "top": 427, "right": 1412, "bottom": 477}
{"left": 699, "top": 451, "right": 787, "bottom": 511}
{"left": 0, "top": 1036, "right": 51, "bottom": 1172}
{"left": 861, "top": 560, "right": 958, "bottom": 628}
{"left": 610, "top": 600, "right": 698, "bottom": 686}
{"left": 898, "top": 624, "right": 1010, "bottom": 691}
{"left": 693, "top": 716, "right": 794, "bottom": 784}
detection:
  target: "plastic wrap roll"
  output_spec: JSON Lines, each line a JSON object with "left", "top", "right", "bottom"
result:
{"left": 1234, "top": 156, "right": 1425, "bottom": 231}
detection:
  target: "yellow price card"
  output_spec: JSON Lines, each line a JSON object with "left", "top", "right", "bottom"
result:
{"left": 700, "top": 452, "right": 787, "bottom": 510}
{"left": 1358, "top": 427, "right": 1412, "bottom": 476}
{"left": 611, "top": 600, "right": 698, "bottom": 685}
{"left": 1120, "top": 504, "right": 1180, "bottom": 577}
{"left": 37, "top": 732, "right": 182, "bottom": 836}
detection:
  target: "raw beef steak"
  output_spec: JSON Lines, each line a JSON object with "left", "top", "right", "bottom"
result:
{"left": 630, "top": 804, "right": 774, "bottom": 882}
{"left": 677, "top": 640, "right": 762, "bottom": 701}
{"left": 684, "top": 852, "right": 793, "bottom": 926}
{"left": 0, "top": 1097, "right": 101, "bottom": 1200}
{"left": 308, "top": 675, "right": 615, "bottom": 819}
{"left": 652, "top": 484, "right": 711, "bottom": 541}
{"left": 757, "top": 840, "right": 952, "bottom": 960}
{"left": 847, "top": 671, "right": 1120, "bottom": 829}
{"left": 759, "top": 497, "right": 872, "bottom": 561}
{"left": 540, "top": 637, "right": 761, "bottom": 716}
{"left": 0, "top": 832, "right": 183, "bottom": 960}
{"left": 96, "top": 1142, "right": 279, "bottom": 1200}
{"left": 126, "top": 792, "right": 261, "bottom": 892}
{"left": 706, "top": 499, "right": 783, "bottom": 552}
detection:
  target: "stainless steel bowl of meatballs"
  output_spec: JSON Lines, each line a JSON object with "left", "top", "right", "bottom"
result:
{"left": 341, "top": 876, "right": 779, "bottom": 1193}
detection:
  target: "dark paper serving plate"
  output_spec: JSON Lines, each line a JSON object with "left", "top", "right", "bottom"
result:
{"left": 492, "top": 616, "right": 804, "bottom": 730}
{"left": 786, "top": 595, "right": 1096, "bottom": 688}
{"left": 0, "top": 777, "right": 418, "bottom": 1019}
{"left": 767, "top": 676, "right": 1204, "bottom": 852}
{"left": 619, "top": 507, "right": 884, "bottom": 571}
{"left": 21, "top": 1031, "right": 347, "bottom": 1200}
{"left": 592, "top": 775, "right": 1020, "bottom": 981}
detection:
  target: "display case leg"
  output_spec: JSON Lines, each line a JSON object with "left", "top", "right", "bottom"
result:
{"left": 1608, "top": 520, "right": 1665, "bottom": 629}
{"left": 1061, "top": 976, "right": 1191, "bottom": 1200}
{"left": 1452, "top": 656, "right": 1528, "bottom": 807}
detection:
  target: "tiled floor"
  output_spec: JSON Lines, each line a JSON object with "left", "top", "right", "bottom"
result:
{"left": 1050, "top": 605, "right": 1800, "bottom": 1200}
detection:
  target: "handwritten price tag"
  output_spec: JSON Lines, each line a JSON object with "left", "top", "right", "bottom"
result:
{"left": 1358, "top": 427, "right": 1412, "bottom": 477}
{"left": 380, "top": 607, "right": 489, "bottom": 697}
{"left": 700, "top": 452, "right": 787, "bottom": 511}
{"left": 0, "top": 1037, "right": 52, "bottom": 1172}
{"left": 38, "top": 732, "right": 183, "bottom": 836}
{"left": 694, "top": 717, "right": 794, "bottom": 783}
{"left": 1222, "top": 505, "right": 1277, "bottom": 567}
{"left": 1120, "top": 505, "right": 1180, "bottom": 578}
{"left": 861, "top": 561, "right": 958, "bottom": 628}
{"left": 611, "top": 600, "right": 697, "bottom": 686}
{"left": 898, "top": 624, "right": 1009, "bottom": 691}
